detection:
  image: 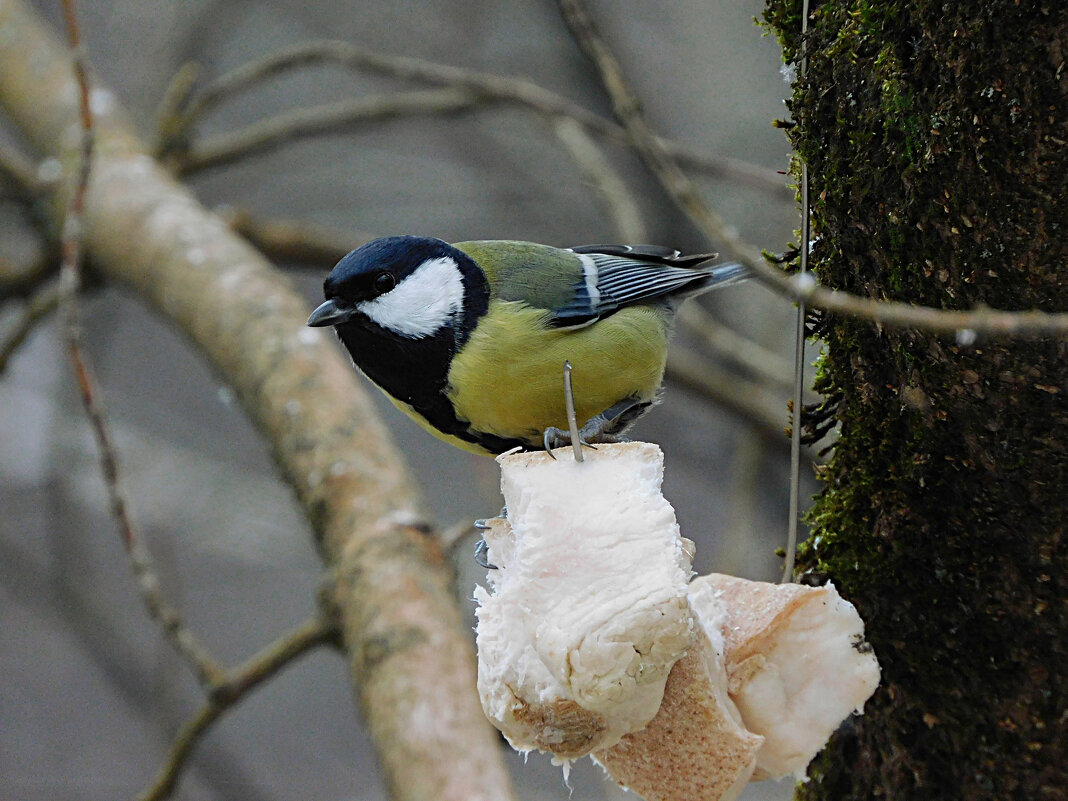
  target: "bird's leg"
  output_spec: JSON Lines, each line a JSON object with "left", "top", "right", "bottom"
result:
{"left": 542, "top": 397, "right": 652, "bottom": 452}
{"left": 473, "top": 506, "right": 507, "bottom": 569}
{"left": 473, "top": 537, "right": 495, "bottom": 569}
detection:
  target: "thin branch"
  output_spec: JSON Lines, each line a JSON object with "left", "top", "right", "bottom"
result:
{"left": 139, "top": 703, "right": 220, "bottom": 801}
{"left": 675, "top": 302, "right": 799, "bottom": 393}
{"left": 552, "top": 115, "right": 647, "bottom": 242}
{"left": 555, "top": 0, "right": 736, "bottom": 247}
{"left": 217, "top": 207, "right": 365, "bottom": 268}
{"left": 555, "top": 0, "right": 1068, "bottom": 339}
{"left": 0, "top": 140, "right": 44, "bottom": 199}
{"left": 0, "top": 279, "right": 60, "bottom": 372}
{"left": 0, "top": 250, "right": 58, "bottom": 300}
{"left": 138, "top": 617, "right": 338, "bottom": 801}
{"left": 153, "top": 60, "right": 201, "bottom": 155}
{"left": 56, "top": 0, "right": 94, "bottom": 331}
{"left": 666, "top": 346, "right": 788, "bottom": 442}
{"left": 0, "top": 142, "right": 60, "bottom": 299}
{"left": 548, "top": 111, "right": 807, "bottom": 414}
{"left": 174, "top": 88, "right": 489, "bottom": 174}
{"left": 166, "top": 40, "right": 789, "bottom": 194}
{"left": 116, "top": 508, "right": 226, "bottom": 686}
{"left": 771, "top": 281, "right": 1068, "bottom": 338}
{"left": 56, "top": 31, "right": 337, "bottom": 788}
{"left": 58, "top": 0, "right": 226, "bottom": 690}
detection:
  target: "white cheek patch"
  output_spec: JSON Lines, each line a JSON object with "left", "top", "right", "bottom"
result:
{"left": 356, "top": 256, "right": 465, "bottom": 338}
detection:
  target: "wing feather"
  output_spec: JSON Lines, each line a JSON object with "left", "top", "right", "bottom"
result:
{"left": 551, "top": 246, "right": 746, "bottom": 327}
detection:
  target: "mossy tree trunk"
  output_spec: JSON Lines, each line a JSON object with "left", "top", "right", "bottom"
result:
{"left": 762, "top": 2, "right": 1067, "bottom": 799}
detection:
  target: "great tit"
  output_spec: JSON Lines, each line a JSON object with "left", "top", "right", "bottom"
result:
{"left": 306, "top": 236, "right": 746, "bottom": 455}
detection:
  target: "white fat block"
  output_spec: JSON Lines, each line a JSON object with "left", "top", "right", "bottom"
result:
{"left": 474, "top": 442, "right": 694, "bottom": 758}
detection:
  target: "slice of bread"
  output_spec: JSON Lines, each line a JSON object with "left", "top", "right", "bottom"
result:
{"left": 696, "top": 574, "right": 881, "bottom": 779}
{"left": 595, "top": 623, "right": 764, "bottom": 801}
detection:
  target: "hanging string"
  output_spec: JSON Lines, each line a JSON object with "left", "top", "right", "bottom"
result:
{"left": 782, "top": 0, "right": 811, "bottom": 585}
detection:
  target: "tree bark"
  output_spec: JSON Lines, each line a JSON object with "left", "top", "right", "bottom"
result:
{"left": 762, "top": 1, "right": 1067, "bottom": 798}
{"left": 0, "top": 2, "right": 515, "bottom": 799}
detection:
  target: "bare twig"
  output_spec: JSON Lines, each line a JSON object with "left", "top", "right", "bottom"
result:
{"left": 666, "top": 346, "right": 789, "bottom": 442}
{"left": 217, "top": 206, "right": 365, "bottom": 268}
{"left": 0, "top": 140, "right": 43, "bottom": 199}
{"left": 58, "top": 0, "right": 226, "bottom": 690}
{"left": 0, "top": 143, "right": 59, "bottom": 297}
{"left": 548, "top": 110, "right": 805, "bottom": 412}
{"left": 138, "top": 617, "right": 337, "bottom": 801}
{"left": 0, "top": 279, "right": 60, "bottom": 372}
{"left": 0, "top": 250, "right": 58, "bottom": 300}
{"left": 153, "top": 60, "right": 201, "bottom": 155}
{"left": 56, "top": 0, "right": 94, "bottom": 332}
{"left": 57, "top": 27, "right": 342, "bottom": 785}
{"left": 555, "top": 0, "right": 735, "bottom": 248}
{"left": 168, "top": 40, "right": 789, "bottom": 194}
{"left": 552, "top": 115, "right": 647, "bottom": 242}
{"left": 556, "top": 0, "right": 1068, "bottom": 339}
{"left": 767, "top": 282, "right": 1068, "bottom": 338}
{"left": 175, "top": 88, "right": 488, "bottom": 174}
{"left": 675, "top": 301, "right": 798, "bottom": 393}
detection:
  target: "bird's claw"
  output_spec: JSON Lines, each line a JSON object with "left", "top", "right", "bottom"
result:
{"left": 474, "top": 537, "right": 497, "bottom": 570}
{"left": 541, "top": 426, "right": 597, "bottom": 457}
{"left": 542, "top": 398, "right": 647, "bottom": 457}
{"left": 473, "top": 507, "right": 507, "bottom": 569}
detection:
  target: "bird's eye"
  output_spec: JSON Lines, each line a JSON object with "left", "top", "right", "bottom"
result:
{"left": 373, "top": 272, "right": 396, "bottom": 294}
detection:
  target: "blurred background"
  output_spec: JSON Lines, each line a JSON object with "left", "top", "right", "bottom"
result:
{"left": 0, "top": 1, "right": 813, "bottom": 799}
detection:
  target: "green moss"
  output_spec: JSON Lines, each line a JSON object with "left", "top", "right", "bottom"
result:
{"left": 762, "top": 1, "right": 1068, "bottom": 799}
{"left": 759, "top": 0, "right": 805, "bottom": 63}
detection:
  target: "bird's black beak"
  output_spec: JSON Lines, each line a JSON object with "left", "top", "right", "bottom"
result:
{"left": 307, "top": 298, "right": 354, "bottom": 327}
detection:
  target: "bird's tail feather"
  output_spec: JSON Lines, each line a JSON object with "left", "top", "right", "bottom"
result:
{"left": 702, "top": 261, "right": 748, "bottom": 286}
{"left": 688, "top": 261, "right": 748, "bottom": 296}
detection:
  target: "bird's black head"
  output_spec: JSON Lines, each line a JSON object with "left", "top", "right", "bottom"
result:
{"left": 307, "top": 236, "right": 488, "bottom": 339}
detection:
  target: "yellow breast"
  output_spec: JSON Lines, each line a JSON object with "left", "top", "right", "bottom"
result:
{"left": 445, "top": 302, "right": 669, "bottom": 447}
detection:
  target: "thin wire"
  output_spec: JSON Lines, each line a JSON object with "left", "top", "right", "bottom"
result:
{"left": 783, "top": 0, "right": 811, "bottom": 585}
{"left": 563, "top": 360, "right": 584, "bottom": 462}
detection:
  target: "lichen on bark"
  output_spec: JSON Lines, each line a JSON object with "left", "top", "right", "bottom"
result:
{"left": 762, "top": 1, "right": 1067, "bottom": 799}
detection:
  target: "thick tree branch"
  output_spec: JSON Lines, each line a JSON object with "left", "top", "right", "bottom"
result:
{"left": 0, "top": 4, "right": 515, "bottom": 801}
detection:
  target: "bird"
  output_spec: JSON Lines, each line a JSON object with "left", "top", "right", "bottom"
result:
{"left": 306, "top": 236, "right": 747, "bottom": 456}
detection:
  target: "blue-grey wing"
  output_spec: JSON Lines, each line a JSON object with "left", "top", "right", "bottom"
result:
{"left": 550, "top": 245, "right": 747, "bottom": 327}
